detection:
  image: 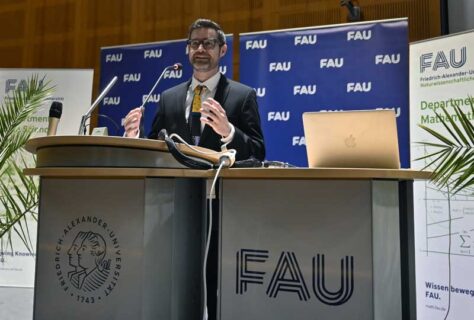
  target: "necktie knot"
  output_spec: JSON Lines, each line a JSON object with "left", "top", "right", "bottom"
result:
{"left": 194, "top": 85, "right": 204, "bottom": 95}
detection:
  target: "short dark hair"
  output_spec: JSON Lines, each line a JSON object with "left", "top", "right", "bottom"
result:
{"left": 188, "top": 18, "right": 226, "bottom": 46}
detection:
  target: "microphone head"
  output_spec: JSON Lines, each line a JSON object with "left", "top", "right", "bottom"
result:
{"left": 173, "top": 63, "right": 183, "bottom": 70}
{"left": 49, "top": 101, "right": 63, "bottom": 118}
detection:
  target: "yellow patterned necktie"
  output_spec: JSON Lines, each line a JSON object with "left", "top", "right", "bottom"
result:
{"left": 192, "top": 85, "right": 205, "bottom": 113}
{"left": 190, "top": 85, "right": 205, "bottom": 145}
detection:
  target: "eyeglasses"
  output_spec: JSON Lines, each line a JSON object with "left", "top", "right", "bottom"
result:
{"left": 187, "top": 38, "right": 220, "bottom": 50}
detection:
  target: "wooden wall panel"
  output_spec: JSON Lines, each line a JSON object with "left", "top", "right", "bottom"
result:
{"left": 0, "top": 0, "right": 441, "bottom": 96}
{"left": 0, "top": 7, "right": 25, "bottom": 42}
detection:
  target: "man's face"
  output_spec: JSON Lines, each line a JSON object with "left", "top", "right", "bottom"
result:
{"left": 188, "top": 28, "right": 227, "bottom": 73}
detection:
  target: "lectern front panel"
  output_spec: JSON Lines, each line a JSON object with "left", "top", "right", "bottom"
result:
{"left": 34, "top": 178, "right": 204, "bottom": 320}
{"left": 219, "top": 179, "right": 374, "bottom": 320}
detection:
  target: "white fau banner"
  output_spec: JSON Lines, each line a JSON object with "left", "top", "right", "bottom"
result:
{"left": 0, "top": 68, "right": 93, "bottom": 287}
{"left": 410, "top": 31, "right": 474, "bottom": 320}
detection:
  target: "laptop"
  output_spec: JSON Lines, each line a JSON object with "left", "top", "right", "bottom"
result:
{"left": 302, "top": 109, "right": 400, "bottom": 169}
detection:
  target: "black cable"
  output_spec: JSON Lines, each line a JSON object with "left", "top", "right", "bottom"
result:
{"left": 97, "top": 114, "right": 121, "bottom": 136}
{"left": 440, "top": 0, "right": 449, "bottom": 35}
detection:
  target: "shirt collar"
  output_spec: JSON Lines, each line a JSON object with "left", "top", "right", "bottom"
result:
{"left": 191, "top": 72, "right": 221, "bottom": 92}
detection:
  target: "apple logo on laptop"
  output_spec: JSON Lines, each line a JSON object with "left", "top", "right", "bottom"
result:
{"left": 344, "top": 134, "right": 357, "bottom": 148}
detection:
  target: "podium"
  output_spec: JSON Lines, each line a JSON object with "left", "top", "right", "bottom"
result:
{"left": 25, "top": 136, "right": 430, "bottom": 320}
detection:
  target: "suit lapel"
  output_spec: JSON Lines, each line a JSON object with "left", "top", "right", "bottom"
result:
{"left": 200, "top": 75, "right": 230, "bottom": 146}
{"left": 178, "top": 79, "right": 192, "bottom": 141}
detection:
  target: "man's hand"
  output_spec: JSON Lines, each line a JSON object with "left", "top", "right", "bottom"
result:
{"left": 123, "top": 107, "right": 143, "bottom": 137}
{"left": 200, "top": 97, "right": 231, "bottom": 137}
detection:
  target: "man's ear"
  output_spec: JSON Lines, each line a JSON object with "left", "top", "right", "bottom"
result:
{"left": 220, "top": 44, "right": 228, "bottom": 58}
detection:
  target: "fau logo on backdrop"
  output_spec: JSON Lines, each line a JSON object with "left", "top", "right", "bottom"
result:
{"left": 294, "top": 35, "right": 317, "bottom": 46}
{"left": 163, "top": 69, "right": 182, "bottom": 79}
{"left": 105, "top": 53, "right": 122, "bottom": 63}
{"left": 254, "top": 87, "right": 266, "bottom": 97}
{"left": 375, "top": 54, "right": 401, "bottom": 65}
{"left": 144, "top": 49, "right": 163, "bottom": 59}
{"left": 420, "top": 47, "right": 467, "bottom": 72}
{"left": 246, "top": 39, "right": 267, "bottom": 50}
{"left": 347, "top": 30, "right": 372, "bottom": 41}
{"left": 269, "top": 62, "right": 292, "bottom": 72}
{"left": 142, "top": 94, "right": 160, "bottom": 104}
{"left": 123, "top": 73, "right": 141, "bottom": 82}
{"left": 294, "top": 85, "right": 317, "bottom": 95}
{"left": 219, "top": 65, "right": 227, "bottom": 75}
{"left": 292, "top": 136, "right": 305, "bottom": 146}
{"left": 347, "top": 82, "right": 372, "bottom": 93}
{"left": 103, "top": 97, "right": 120, "bottom": 105}
{"left": 268, "top": 111, "right": 290, "bottom": 121}
{"left": 320, "top": 58, "right": 344, "bottom": 68}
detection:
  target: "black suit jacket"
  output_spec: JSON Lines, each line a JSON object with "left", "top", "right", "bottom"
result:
{"left": 148, "top": 75, "right": 265, "bottom": 161}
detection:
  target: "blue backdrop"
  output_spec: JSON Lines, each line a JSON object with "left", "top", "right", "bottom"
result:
{"left": 239, "top": 19, "right": 409, "bottom": 167}
{"left": 98, "top": 36, "right": 234, "bottom": 136}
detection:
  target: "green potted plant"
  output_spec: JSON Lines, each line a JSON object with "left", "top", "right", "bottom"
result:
{"left": 0, "top": 76, "right": 52, "bottom": 253}
{"left": 417, "top": 96, "right": 474, "bottom": 194}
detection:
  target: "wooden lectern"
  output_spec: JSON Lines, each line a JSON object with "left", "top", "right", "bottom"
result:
{"left": 25, "top": 136, "right": 430, "bottom": 320}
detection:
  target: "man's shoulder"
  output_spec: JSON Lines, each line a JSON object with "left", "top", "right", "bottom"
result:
{"left": 222, "top": 76, "right": 254, "bottom": 94}
{"left": 162, "top": 81, "right": 189, "bottom": 96}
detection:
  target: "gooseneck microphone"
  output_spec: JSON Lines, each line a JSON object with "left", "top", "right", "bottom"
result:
{"left": 137, "top": 63, "right": 183, "bottom": 134}
{"left": 47, "top": 101, "right": 63, "bottom": 136}
{"left": 140, "top": 63, "right": 183, "bottom": 110}
{"left": 78, "top": 76, "right": 118, "bottom": 135}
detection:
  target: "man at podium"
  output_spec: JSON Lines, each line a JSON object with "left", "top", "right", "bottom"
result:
{"left": 123, "top": 18, "right": 265, "bottom": 161}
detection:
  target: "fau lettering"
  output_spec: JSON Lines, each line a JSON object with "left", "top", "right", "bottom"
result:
{"left": 375, "top": 54, "right": 401, "bottom": 65}
{"left": 144, "top": 49, "right": 162, "bottom": 59}
{"left": 293, "top": 85, "right": 317, "bottom": 95}
{"left": 105, "top": 54, "right": 122, "bottom": 63}
{"left": 292, "top": 136, "right": 306, "bottom": 146}
{"left": 269, "top": 62, "right": 292, "bottom": 72}
{"left": 103, "top": 97, "right": 120, "bottom": 105}
{"left": 347, "top": 82, "right": 372, "bottom": 93}
{"left": 142, "top": 94, "right": 160, "bottom": 104}
{"left": 294, "top": 35, "right": 317, "bottom": 46}
{"left": 246, "top": 40, "right": 267, "bottom": 50}
{"left": 320, "top": 58, "right": 344, "bottom": 68}
{"left": 4, "top": 79, "right": 44, "bottom": 94}
{"left": 255, "top": 88, "right": 266, "bottom": 97}
{"left": 219, "top": 65, "right": 227, "bottom": 75}
{"left": 236, "top": 249, "right": 355, "bottom": 305}
{"left": 123, "top": 73, "right": 141, "bottom": 82}
{"left": 347, "top": 30, "right": 372, "bottom": 41}
{"left": 420, "top": 47, "right": 467, "bottom": 72}
{"left": 164, "top": 69, "right": 183, "bottom": 79}
{"left": 268, "top": 111, "right": 290, "bottom": 121}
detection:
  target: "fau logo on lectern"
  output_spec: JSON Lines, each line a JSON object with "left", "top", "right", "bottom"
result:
{"left": 236, "top": 249, "right": 355, "bottom": 305}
